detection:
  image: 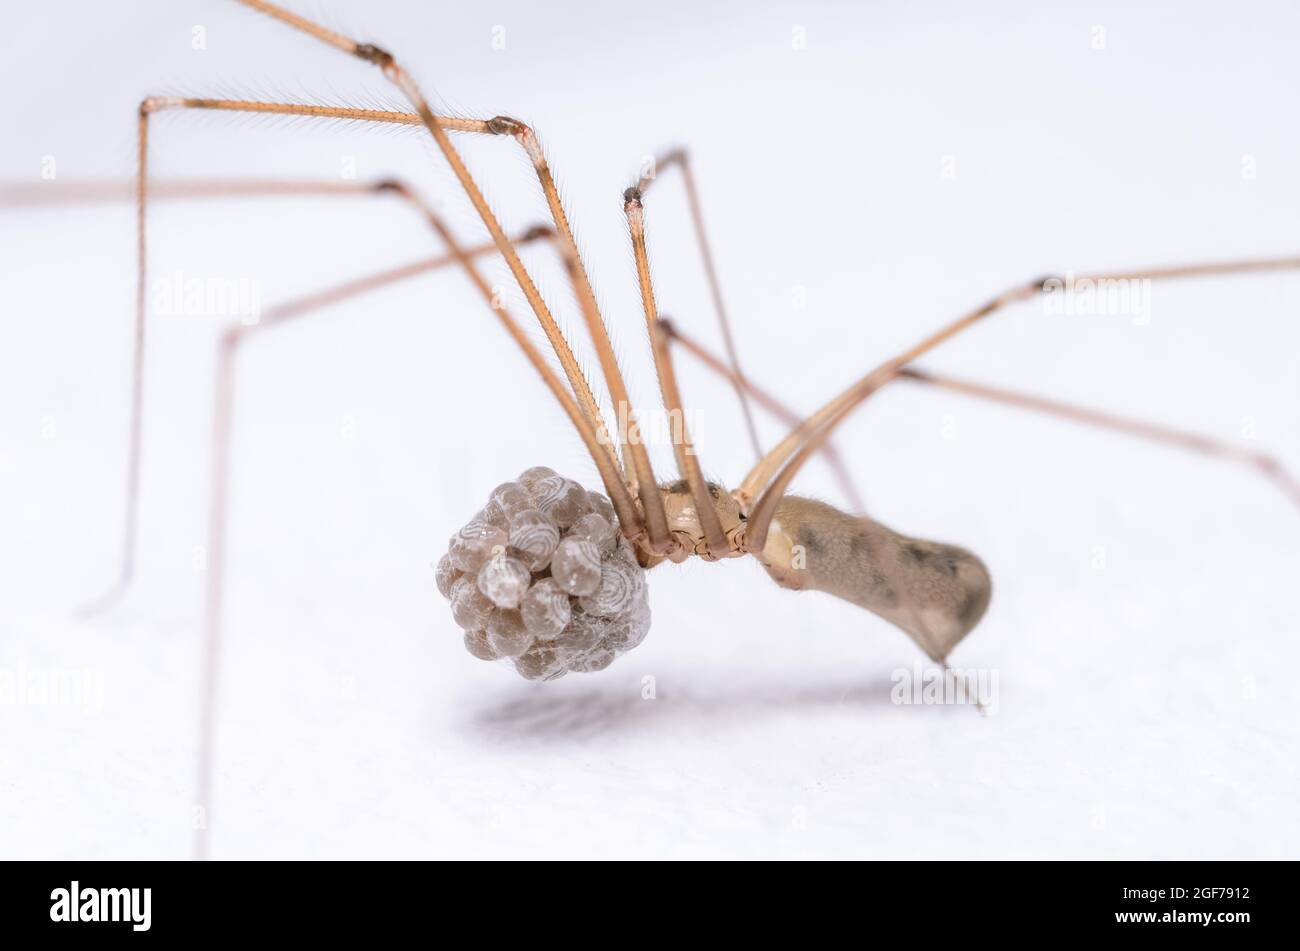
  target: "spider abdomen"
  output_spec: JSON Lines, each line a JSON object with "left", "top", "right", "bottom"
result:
{"left": 757, "top": 496, "right": 991, "bottom": 662}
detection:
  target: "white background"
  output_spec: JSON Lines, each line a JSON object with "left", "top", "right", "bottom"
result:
{"left": 1, "top": 0, "right": 1297, "bottom": 858}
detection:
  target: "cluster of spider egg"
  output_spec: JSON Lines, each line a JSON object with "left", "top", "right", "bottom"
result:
{"left": 435, "top": 466, "right": 651, "bottom": 681}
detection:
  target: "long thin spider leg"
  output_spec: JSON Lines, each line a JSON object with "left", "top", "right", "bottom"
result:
{"left": 133, "top": 98, "right": 640, "bottom": 473}
{"left": 390, "top": 104, "right": 674, "bottom": 552}
{"left": 11, "top": 172, "right": 654, "bottom": 511}
{"left": 195, "top": 331, "right": 236, "bottom": 862}
{"left": 86, "top": 104, "right": 151, "bottom": 618}
{"left": 491, "top": 115, "right": 647, "bottom": 491}
{"left": 27, "top": 186, "right": 820, "bottom": 521}
{"left": 128, "top": 92, "right": 669, "bottom": 529}
{"left": 63, "top": 125, "right": 367, "bottom": 618}
{"left": 0, "top": 178, "right": 386, "bottom": 206}
{"left": 895, "top": 367, "right": 1300, "bottom": 508}
{"left": 742, "top": 255, "right": 1300, "bottom": 551}
{"left": 194, "top": 214, "right": 635, "bottom": 859}
{"left": 255, "top": 227, "right": 547, "bottom": 326}
{"left": 81, "top": 91, "right": 645, "bottom": 615}
{"left": 656, "top": 316, "right": 866, "bottom": 514}
{"left": 231, "top": 0, "right": 674, "bottom": 554}
{"left": 11, "top": 174, "right": 548, "bottom": 617}
{"left": 637, "top": 148, "right": 763, "bottom": 462}
{"left": 254, "top": 233, "right": 544, "bottom": 325}
{"left": 38, "top": 179, "right": 790, "bottom": 513}
{"left": 137, "top": 97, "right": 619, "bottom": 490}
{"left": 382, "top": 182, "right": 640, "bottom": 524}
{"left": 624, "top": 188, "right": 728, "bottom": 559}
{"left": 140, "top": 96, "right": 485, "bottom": 130}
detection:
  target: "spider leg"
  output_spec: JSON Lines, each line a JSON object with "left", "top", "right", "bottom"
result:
{"left": 136, "top": 96, "right": 626, "bottom": 513}
{"left": 193, "top": 210, "right": 625, "bottom": 858}
{"left": 16, "top": 178, "right": 399, "bottom": 615}
{"left": 231, "top": 0, "right": 677, "bottom": 553}
{"left": 893, "top": 367, "right": 1300, "bottom": 509}
{"left": 71, "top": 88, "right": 670, "bottom": 614}
{"left": 657, "top": 317, "right": 866, "bottom": 514}
{"left": 636, "top": 149, "right": 763, "bottom": 462}
{"left": 660, "top": 313, "right": 1299, "bottom": 513}
{"left": 743, "top": 255, "right": 1300, "bottom": 550}
{"left": 624, "top": 188, "right": 729, "bottom": 559}
{"left": 3, "top": 175, "right": 566, "bottom": 617}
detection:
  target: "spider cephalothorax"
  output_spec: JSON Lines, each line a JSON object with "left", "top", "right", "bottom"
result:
{"left": 656, "top": 479, "right": 746, "bottom": 564}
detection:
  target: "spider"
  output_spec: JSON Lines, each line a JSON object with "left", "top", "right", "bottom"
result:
{"left": 7, "top": 0, "right": 1297, "bottom": 859}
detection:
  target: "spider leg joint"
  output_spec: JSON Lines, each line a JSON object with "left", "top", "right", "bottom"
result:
{"left": 353, "top": 43, "right": 394, "bottom": 69}
{"left": 372, "top": 178, "right": 411, "bottom": 197}
{"left": 139, "top": 96, "right": 182, "bottom": 115}
{"left": 486, "top": 115, "right": 528, "bottom": 136}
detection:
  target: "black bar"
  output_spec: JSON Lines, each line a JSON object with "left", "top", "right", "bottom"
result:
{"left": 1, "top": 860, "right": 1284, "bottom": 940}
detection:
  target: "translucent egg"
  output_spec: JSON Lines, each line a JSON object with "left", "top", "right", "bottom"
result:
{"left": 569, "top": 649, "right": 616, "bottom": 673}
{"left": 586, "top": 491, "right": 617, "bottom": 528}
{"left": 477, "top": 503, "right": 509, "bottom": 530}
{"left": 463, "top": 628, "right": 498, "bottom": 661}
{"left": 555, "top": 605, "right": 608, "bottom": 653}
{"left": 507, "top": 508, "right": 561, "bottom": 571}
{"left": 521, "top": 578, "right": 571, "bottom": 640}
{"left": 435, "top": 553, "right": 460, "bottom": 599}
{"left": 518, "top": 466, "right": 558, "bottom": 494}
{"left": 514, "top": 642, "right": 568, "bottom": 681}
{"left": 476, "top": 552, "right": 532, "bottom": 609}
{"left": 532, "top": 475, "right": 591, "bottom": 529}
{"left": 486, "top": 608, "right": 533, "bottom": 658}
{"left": 568, "top": 512, "right": 616, "bottom": 553}
{"left": 440, "top": 466, "right": 654, "bottom": 680}
{"left": 450, "top": 575, "right": 494, "bottom": 630}
{"left": 603, "top": 603, "right": 652, "bottom": 652}
{"left": 448, "top": 520, "right": 507, "bottom": 573}
{"left": 578, "top": 555, "right": 646, "bottom": 617}
{"left": 550, "top": 536, "right": 603, "bottom": 596}
{"left": 489, "top": 481, "right": 535, "bottom": 522}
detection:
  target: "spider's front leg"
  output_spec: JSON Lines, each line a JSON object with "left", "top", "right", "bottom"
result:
{"left": 667, "top": 297, "right": 1298, "bottom": 665}
{"left": 756, "top": 496, "right": 992, "bottom": 663}
{"left": 731, "top": 257, "right": 1300, "bottom": 668}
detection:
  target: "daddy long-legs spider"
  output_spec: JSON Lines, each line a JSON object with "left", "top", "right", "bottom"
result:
{"left": 3, "top": 0, "right": 1299, "bottom": 860}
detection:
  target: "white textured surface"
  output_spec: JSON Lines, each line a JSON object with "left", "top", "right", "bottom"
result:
{"left": 1, "top": 0, "right": 1298, "bottom": 859}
